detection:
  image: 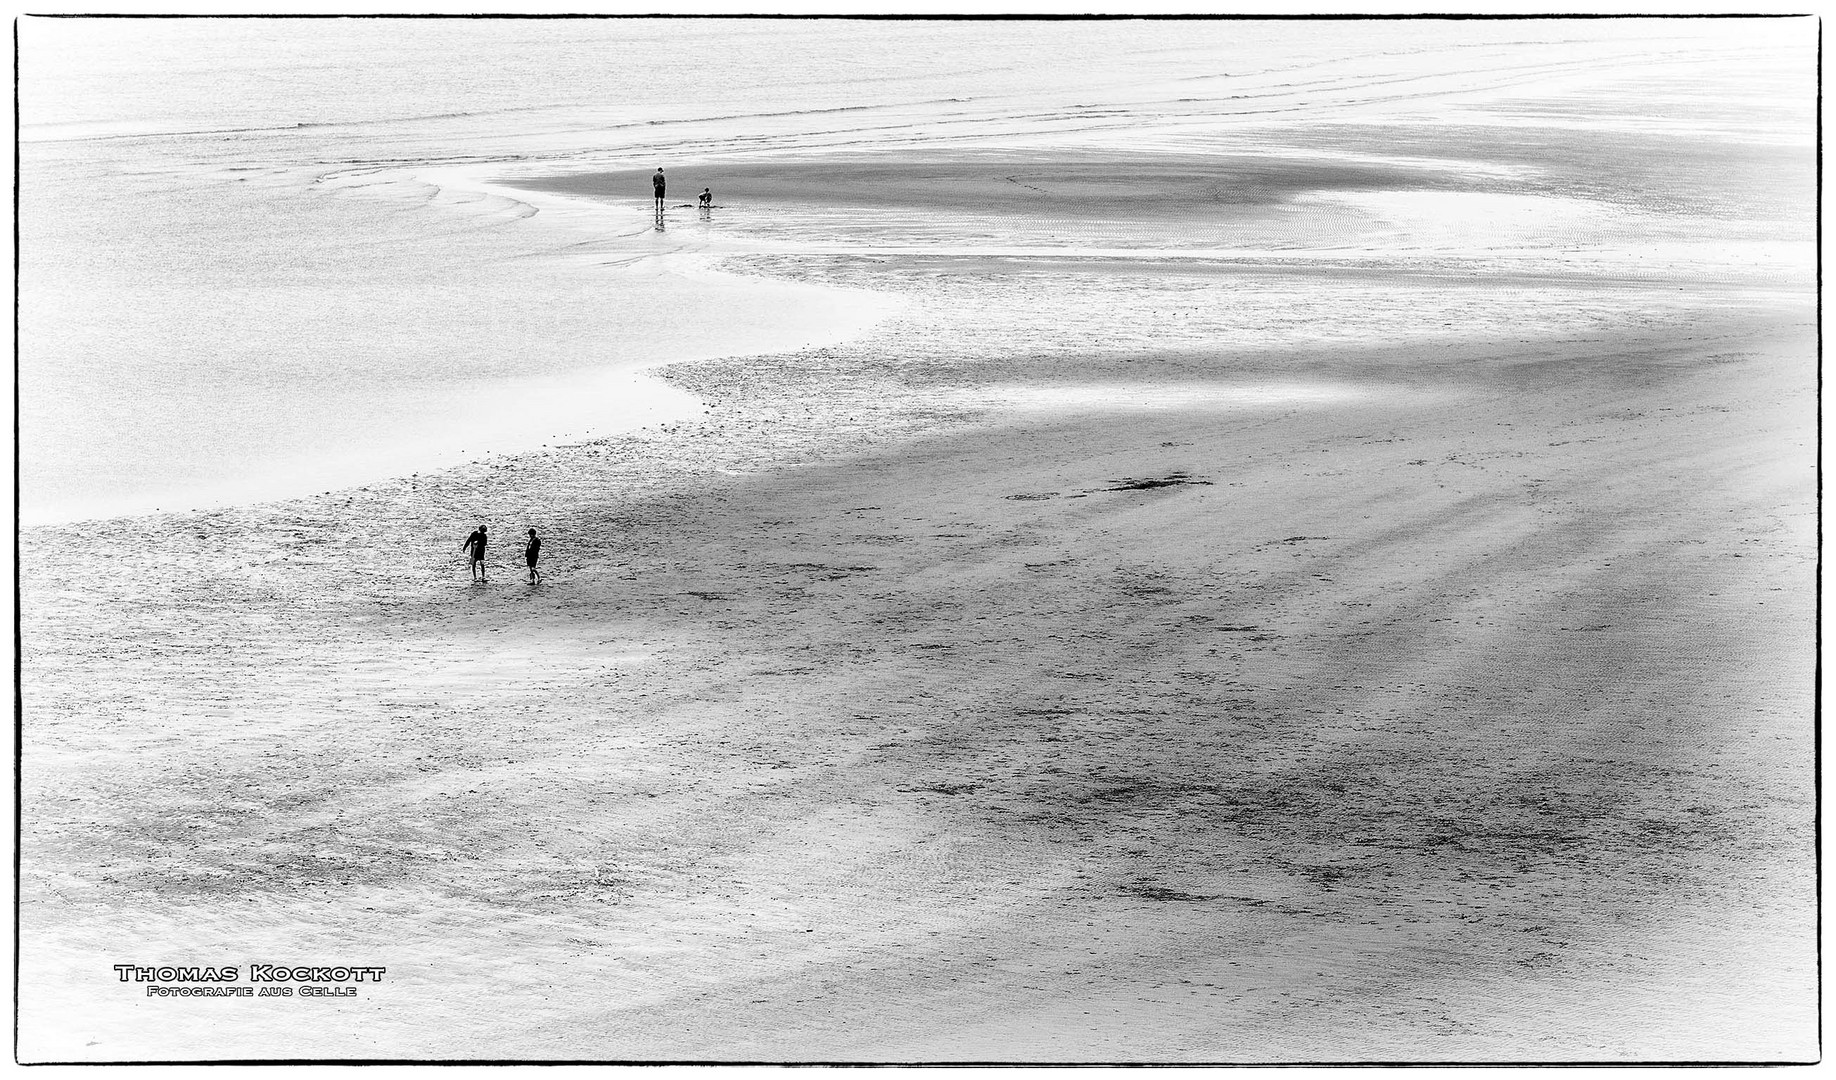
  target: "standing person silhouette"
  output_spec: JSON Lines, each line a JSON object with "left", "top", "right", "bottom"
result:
{"left": 524, "top": 528, "right": 542, "bottom": 584}
{"left": 462, "top": 524, "right": 488, "bottom": 583}
{"left": 698, "top": 187, "right": 712, "bottom": 209}
{"left": 652, "top": 168, "right": 666, "bottom": 213}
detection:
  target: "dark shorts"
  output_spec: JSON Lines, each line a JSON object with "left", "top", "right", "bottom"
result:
{"left": 526, "top": 553, "right": 539, "bottom": 566}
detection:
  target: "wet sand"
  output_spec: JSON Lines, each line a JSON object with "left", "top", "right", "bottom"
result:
{"left": 19, "top": 216, "right": 1816, "bottom": 1059}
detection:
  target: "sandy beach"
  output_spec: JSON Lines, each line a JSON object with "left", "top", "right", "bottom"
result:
{"left": 17, "top": 19, "right": 1818, "bottom": 1064}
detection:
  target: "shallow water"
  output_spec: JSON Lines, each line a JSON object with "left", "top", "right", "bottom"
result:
{"left": 17, "top": 17, "right": 1816, "bottom": 524}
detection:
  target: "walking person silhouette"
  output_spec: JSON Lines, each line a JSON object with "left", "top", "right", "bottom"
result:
{"left": 462, "top": 524, "right": 488, "bottom": 583}
{"left": 524, "top": 528, "right": 542, "bottom": 585}
{"left": 652, "top": 167, "right": 666, "bottom": 214}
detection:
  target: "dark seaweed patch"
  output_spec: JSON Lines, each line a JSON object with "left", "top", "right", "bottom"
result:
{"left": 1105, "top": 472, "right": 1213, "bottom": 492}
